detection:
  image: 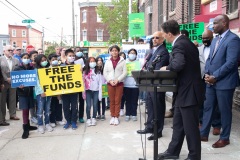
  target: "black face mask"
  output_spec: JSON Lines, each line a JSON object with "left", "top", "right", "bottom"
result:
{"left": 202, "top": 39, "right": 211, "bottom": 47}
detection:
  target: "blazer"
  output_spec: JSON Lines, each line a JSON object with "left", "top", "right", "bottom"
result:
{"left": 0, "top": 56, "right": 19, "bottom": 82}
{"left": 205, "top": 30, "right": 240, "bottom": 90}
{"left": 166, "top": 35, "right": 204, "bottom": 107}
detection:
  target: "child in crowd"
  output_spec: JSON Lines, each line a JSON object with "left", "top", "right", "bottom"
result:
{"left": 96, "top": 57, "right": 106, "bottom": 121}
{"left": 61, "top": 49, "right": 79, "bottom": 130}
{"left": 48, "top": 53, "right": 65, "bottom": 127}
{"left": 83, "top": 57, "right": 102, "bottom": 126}
{"left": 14, "top": 53, "right": 37, "bottom": 139}
{"left": 35, "top": 54, "right": 53, "bottom": 134}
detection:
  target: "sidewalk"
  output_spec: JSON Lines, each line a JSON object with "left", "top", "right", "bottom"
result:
{"left": 0, "top": 101, "right": 240, "bottom": 160}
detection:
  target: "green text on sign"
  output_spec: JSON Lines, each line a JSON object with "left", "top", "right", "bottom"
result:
{"left": 129, "top": 13, "right": 145, "bottom": 37}
{"left": 102, "top": 84, "right": 108, "bottom": 98}
{"left": 179, "top": 22, "right": 204, "bottom": 43}
{"left": 126, "top": 61, "right": 141, "bottom": 76}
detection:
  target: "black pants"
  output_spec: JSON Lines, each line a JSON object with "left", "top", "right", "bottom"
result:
{"left": 124, "top": 87, "right": 139, "bottom": 116}
{"left": 78, "top": 92, "right": 84, "bottom": 119}
{"left": 50, "top": 96, "right": 63, "bottom": 123}
{"left": 62, "top": 93, "right": 78, "bottom": 123}
{"left": 98, "top": 98, "right": 106, "bottom": 116}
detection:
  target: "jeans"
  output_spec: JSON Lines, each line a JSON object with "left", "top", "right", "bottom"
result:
{"left": 62, "top": 93, "right": 78, "bottom": 123}
{"left": 124, "top": 87, "right": 139, "bottom": 116}
{"left": 50, "top": 96, "right": 63, "bottom": 123}
{"left": 36, "top": 95, "right": 51, "bottom": 126}
{"left": 86, "top": 90, "right": 99, "bottom": 119}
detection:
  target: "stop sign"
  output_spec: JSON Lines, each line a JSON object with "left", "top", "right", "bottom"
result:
{"left": 26, "top": 45, "right": 35, "bottom": 53}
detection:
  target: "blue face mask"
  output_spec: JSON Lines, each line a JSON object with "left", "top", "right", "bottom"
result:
{"left": 76, "top": 52, "right": 83, "bottom": 57}
{"left": 89, "top": 62, "right": 96, "bottom": 69}
{"left": 41, "top": 61, "right": 48, "bottom": 67}
{"left": 51, "top": 60, "right": 58, "bottom": 66}
{"left": 128, "top": 54, "right": 136, "bottom": 61}
{"left": 22, "top": 59, "right": 30, "bottom": 65}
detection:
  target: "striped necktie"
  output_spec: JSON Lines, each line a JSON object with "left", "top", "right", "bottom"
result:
{"left": 212, "top": 36, "right": 221, "bottom": 57}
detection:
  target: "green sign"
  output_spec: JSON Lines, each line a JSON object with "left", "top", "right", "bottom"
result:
{"left": 126, "top": 61, "right": 141, "bottom": 76}
{"left": 129, "top": 13, "right": 145, "bottom": 37}
{"left": 179, "top": 22, "right": 204, "bottom": 43}
{"left": 22, "top": 19, "right": 35, "bottom": 23}
{"left": 102, "top": 84, "right": 108, "bottom": 98}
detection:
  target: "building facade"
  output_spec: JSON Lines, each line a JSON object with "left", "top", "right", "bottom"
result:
{"left": 0, "top": 34, "right": 10, "bottom": 55}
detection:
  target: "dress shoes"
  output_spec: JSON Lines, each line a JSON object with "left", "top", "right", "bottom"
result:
{"left": 137, "top": 128, "right": 153, "bottom": 134}
{"left": 164, "top": 111, "right": 173, "bottom": 118}
{"left": 212, "top": 139, "right": 230, "bottom": 148}
{"left": 200, "top": 136, "right": 208, "bottom": 142}
{"left": 10, "top": 116, "right": 20, "bottom": 120}
{"left": 148, "top": 132, "right": 162, "bottom": 140}
{"left": 0, "top": 121, "right": 10, "bottom": 126}
{"left": 212, "top": 127, "right": 221, "bottom": 135}
{"left": 158, "top": 151, "right": 179, "bottom": 160}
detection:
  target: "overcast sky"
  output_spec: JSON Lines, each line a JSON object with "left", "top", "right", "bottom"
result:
{"left": 0, "top": 0, "right": 80, "bottom": 44}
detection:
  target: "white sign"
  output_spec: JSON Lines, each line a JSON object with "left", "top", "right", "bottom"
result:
{"left": 210, "top": 0, "right": 217, "bottom": 12}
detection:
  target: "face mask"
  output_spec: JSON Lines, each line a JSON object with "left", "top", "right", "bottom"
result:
{"left": 128, "top": 54, "right": 136, "bottom": 61}
{"left": 41, "top": 61, "right": 48, "bottom": 67}
{"left": 67, "top": 57, "right": 75, "bottom": 63}
{"left": 22, "top": 59, "right": 30, "bottom": 65}
{"left": 76, "top": 52, "right": 83, "bottom": 57}
{"left": 89, "top": 62, "right": 96, "bottom": 68}
{"left": 51, "top": 60, "right": 58, "bottom": 66}
{"left": 202, "top": 39, "right": 211, "bottom": 47}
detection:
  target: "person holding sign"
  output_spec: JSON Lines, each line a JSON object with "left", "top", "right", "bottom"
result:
{"left": 35, "top": 54, "right": 53, "bottom": 134}
{"left": 83, "top": 57, "right": 102, "bottom": 126}
{"left": 14, "top": 53, "right": 37, "bottom": 139}
{"left": 124, "top": 49, "right": 140, "bottom": 122}
{"left": 103, "top": 45, "right": 127, "bottom": 126}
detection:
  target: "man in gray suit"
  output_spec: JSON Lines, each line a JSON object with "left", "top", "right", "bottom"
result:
{"left": 0, "top": 45, "right": 20, "bottom": 125}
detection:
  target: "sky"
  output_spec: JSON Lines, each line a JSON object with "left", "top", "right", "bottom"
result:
{"left": 0, "top": 0, "right": 80, "bottom": 45}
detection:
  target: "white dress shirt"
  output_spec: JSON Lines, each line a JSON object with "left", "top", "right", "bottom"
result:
{"left": 5, "top": 56, "right": 13, "bottom": 71}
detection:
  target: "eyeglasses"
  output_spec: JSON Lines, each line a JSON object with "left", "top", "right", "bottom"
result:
{"left": 17, "top": 49, "right": 21, "bottom": 51}
{"left": 8, "top": 49, "right": 13, "bottom": 52}
{"left": 153, "top": 37, "right": 160, "bottom": 39}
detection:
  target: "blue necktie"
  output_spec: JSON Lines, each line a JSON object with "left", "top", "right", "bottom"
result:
{"left": 212, "top": 36, "right": 221, "bottom": 57}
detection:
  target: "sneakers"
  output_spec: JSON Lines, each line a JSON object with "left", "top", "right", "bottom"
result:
{"left": 79, "top": 118, "right": 84, "bottom": 123}
{"left": 56, "top": 121, "right": 66, "bottom": 125}
{"left": 38, "top": 125, "right": 45, "bottom": 134}
{"left": 132, "top": 116, "right": 137, "bottom": 121}
{"left": 31, "top": 117, "right": 38, "bottom": 124}
{"left": 101, "top": 115, "right": 105, "bottom": 121}
{"left": 120, "top": 109, "right": 124, "bottom": 116}
{"left": 63, "top": 123, "right": 71, "bottom": 130}
{"left": 86, "top": 119, "right": 91, "bottom": 127}
{"left": 110, "top": 117, "right": 115, "bottom": 125}
{"left": 114, "top": 117, "right": 120, "bottom": 125}
{"left": 50, "top": 123, "right": 56, "bottom": 128}
{"left": 91, "top": 118, "right": 97, "bottom": 126}
{"left": 125, "top": 116, "right": 130, "bottom": 122}
{"left": 46, "top": 124, "right": 53, "bottom": 132}
{"left": 72, "top": 122, "right": 77, "bottom": 130}
{"left": 96, "top": 115, "right": 101, "bottom": 120}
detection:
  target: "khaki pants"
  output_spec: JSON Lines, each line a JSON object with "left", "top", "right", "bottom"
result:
{"left": 107, "top": 85, "right": 123, "bottom": 118}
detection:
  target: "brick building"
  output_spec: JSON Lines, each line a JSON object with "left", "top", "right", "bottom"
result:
{"left": 8, "top": 24, "right": 42, "bottom": 50}
{"left": 0, "top": 34, "right": 10, "bottom": 55}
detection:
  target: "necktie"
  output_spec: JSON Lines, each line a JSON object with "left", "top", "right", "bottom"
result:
{"left": 212, "top": 36, "right": 221, "bottom": 57}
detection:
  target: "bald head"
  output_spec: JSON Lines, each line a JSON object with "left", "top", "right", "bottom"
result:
{"left": 202, "top": 30, "right": 213, "bottom": 47}
{"left": 152, "top": 31, "right": 164, "bottom": 47}
{"left": 213, "top": 14, "right": 229, "bottom": 34}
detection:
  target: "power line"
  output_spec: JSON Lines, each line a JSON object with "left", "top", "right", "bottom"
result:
{"left": 0, "top": 1, "right": 25, "bottom": 19}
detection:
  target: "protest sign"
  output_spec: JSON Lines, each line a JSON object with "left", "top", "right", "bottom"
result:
{"left": 179, "top": 22, "right": 204, "bottom": 43}
{"left": 129, "top": 13, "right": 145, "bottom": 37}
{"left": 99, "top": 54, "right": 110, "bottom": 63}
{"left": 11, "top": 70, "right": 37, "bottom": 88}
{"left": 38, "top": 65, "right": 84, "bottom": 96}
{"left": 102, "top": 84, "right": 108, "bottom": 98}
{"left": 126, "top": 61, "right": 141, "bottom": 76}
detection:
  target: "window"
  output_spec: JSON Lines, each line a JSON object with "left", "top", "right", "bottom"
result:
{"left": 148, "top": 13, "right": 152, "bottom": 35}
{"left": 82, "top": 30, "right": 87, "bottom": 41}
{"left": 96, "top": 30, "right": 103, "bottom": 41}
{"left": 188, "top": 0, "right": 193, "bottom": 22}
{"left": 171, "top": 0, "right": 176, "bottom": 11}
{"left": 228, "top": 0, "right": 238, "bottom": 14}
{"left": 12, "top": 41, "right": 16, "bottom": 47}
{"left": 97, "top": 14, "right": 102, "bottom": 22}
{"left": 22, "top": 30, "right": 26, "bottom": 37}
{"left": 12, "top": 29, "right": 16, "bottom": 37}
{"left": 22, "top": 40, "right": 27, "bottom": 49}
{"left": 2, "top": 40, "right": 7, "bottom": 46}
{"left": 82, "top": 10, "right": 87, "bottom": 22}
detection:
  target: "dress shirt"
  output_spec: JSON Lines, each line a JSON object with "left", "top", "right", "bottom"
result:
{"left": 5, "top": 56, "right": 13, "bottom": 71}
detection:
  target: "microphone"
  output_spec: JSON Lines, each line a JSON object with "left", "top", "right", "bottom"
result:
{"left": 148, "top": 54, "right": 162, "bottom": 72}
{"left": 141, "top": 53, "right": 152, "bottom": 70}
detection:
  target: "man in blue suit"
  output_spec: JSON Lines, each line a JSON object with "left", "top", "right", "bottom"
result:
{"left": 200, "top": 14, "right": 240, "bottom": 148}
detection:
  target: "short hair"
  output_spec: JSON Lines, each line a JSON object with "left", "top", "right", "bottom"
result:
{"left": 29, "top": 50, "right": 38, "bottom": 57}
{"left": 20, "top": 53, "right": 29, "bottom": 58}
{"left": 119, "top": 52, "right": 126, "bottom": 59}
{"left": 137, "top": 39, "right": 144, "bottom": 43}
{"left": 109, "top": 45, "right": 120, "bottom": 52}
{"left": 37, "top": 48, "right": 43, "bottom": 51}
{"left": 65, "top": 49, "right": 74, "bottom": 56}
{"left": 128, "top": 48, "right": 138, "bottom": 55}
{"left": 161, "top": 20, "right": 180, "bottom": 36}
{"left": 180, "top": 30, "right": 189, "bottom": 38}
{"left": 48, "top": 53, "right": 58, "bottom": 60}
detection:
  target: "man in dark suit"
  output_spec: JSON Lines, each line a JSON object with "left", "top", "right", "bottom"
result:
{"left": 200, "top": 14, "right": 240, "bottom": 148}
{"left": 158, "top": 20, "right": 204, "bottom": 160}
{"left": 137, "top": 31, "right": 169, "bottom": 140}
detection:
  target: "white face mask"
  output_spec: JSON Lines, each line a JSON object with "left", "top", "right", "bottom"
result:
{"left": 128, "top": 54, "right": 136, "bottom": 61}
{"left": 67, "top": 57, "right": 75, "bottom": 63}
{"left": 22, "top": 59, "right": 30, "bottom": 65}
{"left": 51, "top": 60, "right": 58, "bottom": 66}
{"left": 89, "top": 62, "right": 96, "bottom": 68}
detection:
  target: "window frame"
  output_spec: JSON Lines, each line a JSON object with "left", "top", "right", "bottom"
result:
{"left": 12, "top": 29, "right": 16, "bottom": 37}
{"left": 82, "top": 10, "right": 87, "bottom": 22}
{"left": 82, "top": 30, "right": 87, "bottom": 41}
{"left": 228, "top": 0, "right": 238, "bottom": 14}
{"left": 171, "top": 0, "right": 176, "bottom": 11}
{"left": 22, "top": 30, "right": 26, "bottom": 37}
{"left": 96, "top": 29, "right": 103, "bottom": 41}
{"left": 97, "top": 14, "right": 102, "bottom": 22}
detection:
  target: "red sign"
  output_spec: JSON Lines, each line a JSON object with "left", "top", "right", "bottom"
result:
{"left": 26, "top": 45, "right": 35, "bottom": 54}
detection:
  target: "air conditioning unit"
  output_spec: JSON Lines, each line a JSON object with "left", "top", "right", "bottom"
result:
{"left": 147, "top": 6, "right": 152, "bottom": 14}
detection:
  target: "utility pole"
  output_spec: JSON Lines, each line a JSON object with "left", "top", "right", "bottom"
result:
{"left": 128, "top": 0, "right": 132, "bottom": 43}
{"left": 75, "top": 14, "right": 78, "bottom": 46}
{"left": 42, "top": 27, "right": 44, "bottom": 51}
{"left": 72, "top": 0, "right": 75, "bottom": 47}
{"left": 60, "top": 27, "right": 63, "bottom": 47}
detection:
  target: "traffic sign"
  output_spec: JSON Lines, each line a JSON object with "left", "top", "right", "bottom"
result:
{"left": 22, "top": 19, "right": 35, "bottom": 23}
{"left": 26, "top": 45, "right": 35, "bottom": 54}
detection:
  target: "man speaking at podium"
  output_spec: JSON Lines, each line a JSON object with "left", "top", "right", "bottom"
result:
{"left": 159, "top": 20, "right": 204, "bottom": 160}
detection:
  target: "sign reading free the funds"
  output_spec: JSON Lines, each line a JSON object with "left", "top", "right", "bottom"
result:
{"left": 11, "top": 70, "right": 37, "bottom": 88}
{"left": 38, "top": 65, "right": 84, "bottom": 96}
{"left": 179, "top": 22, "right": 204, "bottom": 43}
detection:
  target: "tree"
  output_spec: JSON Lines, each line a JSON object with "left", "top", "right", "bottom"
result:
{"left": 44, "top": 46, "right": 56, "bottom": 57}
{"left": 96, "top": 0, "right": 137, "bottom": 44}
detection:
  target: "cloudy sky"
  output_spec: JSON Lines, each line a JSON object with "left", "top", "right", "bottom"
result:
{"left": 0, "top": 0, "right": 80, "bottom": 44}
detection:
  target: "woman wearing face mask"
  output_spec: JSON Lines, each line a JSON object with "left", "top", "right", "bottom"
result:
{"left": 14, "top": 53, "right": 37, "bottom": 139}
{"left": 82, "top": 57, "right": 102, "bottom": 127}
{"left": 34, "top": 54, "right": 53, "bottom": 134}
{"left": 124, "top": 49, "right": 139, "bottom": 122}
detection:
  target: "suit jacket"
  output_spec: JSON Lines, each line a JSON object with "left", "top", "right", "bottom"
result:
{"left": 146, "top": 44, "right": 169, "bottom": 70}
{"left": 0, "top": 56, "right": 19, "bottom": 82}
{"left": 205, "top": 30, "right": 240, "bottom": 90}
{"left": 166, "top": 35, "right": 204, "bottom": 107}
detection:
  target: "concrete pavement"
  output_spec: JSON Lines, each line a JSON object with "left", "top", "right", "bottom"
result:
{"left": 0, "top": 101, "right": 240, "bottom": 160}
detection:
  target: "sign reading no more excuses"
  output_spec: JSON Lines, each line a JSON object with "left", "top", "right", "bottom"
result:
{"left": 38, "top": 65, "right": 84, "bottom": 96}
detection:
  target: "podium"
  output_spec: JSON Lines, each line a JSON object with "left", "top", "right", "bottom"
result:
{"left": 132, "top": 70, "right": 177, "bottom": 160}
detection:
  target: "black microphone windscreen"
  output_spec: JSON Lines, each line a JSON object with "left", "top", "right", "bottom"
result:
{"left": 145, "top": 53, "right": 152, "bottom": 61}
